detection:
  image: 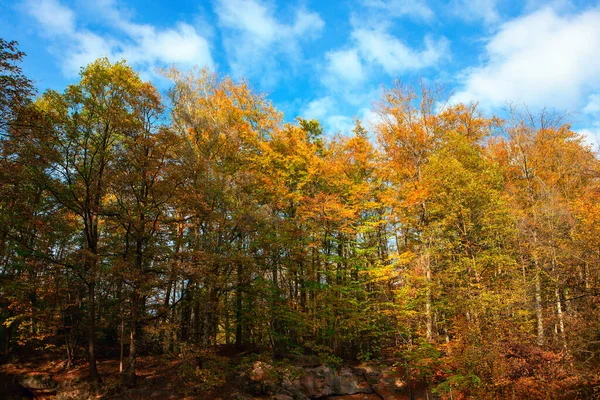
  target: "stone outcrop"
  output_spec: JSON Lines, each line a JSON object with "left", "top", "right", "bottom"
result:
{"left": 17, "top": 373, "right": 57, "bottom": 391}
{"left": 336, "top": 366, "right": 373, "bottom": 395}
{"left": 239, "top": 361, "right": 421, "bottom": 399}
{"left": 0, "top": 372, "right": 33, "bottom": 400}
{"left": 16, "top": 373, "right": 57, "bottom": 398}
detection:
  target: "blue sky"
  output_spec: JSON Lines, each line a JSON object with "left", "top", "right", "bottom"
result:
{"left": 1, "top": 0, "right": 599, "bottom": 147}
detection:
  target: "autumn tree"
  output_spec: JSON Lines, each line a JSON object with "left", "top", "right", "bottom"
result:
{"left": 104, "top": 80, "right": 180, "bottom": 386}
{"left": 164, "top": 67, "right": 281, "bottom": 348}
{"left": 32, "top": 59, "right": 160, "bottom": 383}
{"left": 2, "top": 49, "right": 600, "bottom": 399}
{"left": 0, "top": 39, "right": 34, "bottom": 137}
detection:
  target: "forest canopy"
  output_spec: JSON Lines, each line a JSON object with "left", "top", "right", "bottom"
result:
{"left": 1, "top": 39, "right": 600, "bottom": 399}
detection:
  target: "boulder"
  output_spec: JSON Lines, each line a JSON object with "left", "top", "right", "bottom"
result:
{"left": 229, "top": 391, "right": 255, "bottom": 400}
{"left": 271, "top": 395, "right": 294, "bottom": 400}
{"left": 335, "top": 366, "right": 373, "bottom": 395}
{"left": 17, "top": 373, "right": 57, "bottom": 391}
{"left": 239, "top": 361, "right": 414, "bottom": 399}
{"left": 124, "top": 389, "right": 180, "bottom": 399}
{"left": 292, "top": 365, "right": 374, "bottom": 398}
{"left": 238, "top": 361, "right": 277, "bottom": 396}
{"left": 0, "top": 372, "right": 33, "bottom": 400}
{"left": 279, "top": 380, "right": 309, "bottom": 400}
{"left": 240, "top": 361, "right": 307, "bottom": 399}
{"left": 298, "top": 366, "right": 336, "bottom": 398}
{"left": 373, "top": 367, "right": 409, "bottom": 400}
{"left": 353, "top": 363, "right": 382, "bottom": 384}
{"left": 250, "top": 361, "right": 274, "bottom": 382}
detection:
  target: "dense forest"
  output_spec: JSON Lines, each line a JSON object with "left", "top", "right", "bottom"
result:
{"left": 1, "top": 37, "right": 600, "bottom": 399}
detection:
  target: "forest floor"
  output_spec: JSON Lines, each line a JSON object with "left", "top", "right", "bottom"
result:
{"left": 0, "top": 348, "right": 388, "bottom": 400}
{"left": 1, "top": 353, "right": 197, "bottom": 399}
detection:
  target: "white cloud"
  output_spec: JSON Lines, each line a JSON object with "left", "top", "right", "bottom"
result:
{"left": 23, "top": 0, "right": 213, "bottom": 77}
{"left": 292, "top": 9, "right": 325, "bottom": 37}
{"left": 301, "top": 96, "right": 354, "bottom": 134}
{"left": 116, "top": 22, "right": 212, "bottom": 67}
{"left": 26, "top": 0, "right": 75, "bottom": 35}
{"left": 583, "top": 94, "right": 600, "bottom": 115}
{"left": 577, "top": 128, "right": 599, "bottom": 153}
{"left": 323, "top": 49, "right": 365, "bottom": 86}
{"left": 360, "top": 108, "right": 382, "bottom": 131}
{"left": 452, "top": 7, "right": 600, "bottom": 111}
{"left": 215, "top": 0, "right": 278, "bottom": 43}
{"left": 214, "top": 0, "right": 324, "bottom": 84}
{"left": 302, "top": 95, "right": 380, "bottom": 135}
{"left": 581, "top": 93, "right": 600, "bottom": 153}
{"left": 316, "top": 16, "right": 448, "bottom": 136}
{"left": 353, "top": 28, "right": 449, "bottom": 75}
{"left": 320, "top": 24, "right": 448, "bottom": 93}
{"left": 63, "top": 32, "right": 117, "bottom": 75}
{"left": 303, "top": 96, "right": 337, "bottom": 121}
{"left": 327, "top": 115, "right": 356, "bottom": 135}
{"left": 524, "top": 0, "right": 573, "bottom": 14}
{"left": 360, "top": 0, "right": 434, "bottom": 21}
{"left": 450, "top": 0, "right": 500, "bottom": 24}
{"left": 326, "top": 107, "right": 380, "bottom": 135}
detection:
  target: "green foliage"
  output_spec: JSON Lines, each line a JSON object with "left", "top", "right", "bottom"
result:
{"left": 434, "top": 372, "right": 482, "bottom": 397}
{"left": 1, "top": 48, "right": 599, "bottom": 398}
{"left": 177, "top": 345, "right": 230, "bottom": 394}
{"left": 0, "top": 38, "right": 35, "bottom": 135}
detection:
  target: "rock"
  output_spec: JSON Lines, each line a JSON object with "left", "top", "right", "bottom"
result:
{"left": 238, "top": 361, "right": 276, "bottom": 396}
{"left": 125, "top": 389, "right": 180, "bottom": 399}
{"left": 0, "top": 372, "right": 33, "bottom": 399}
{"left": 298, "top": 366, "right": 336, "bottom": 398}
{"left": 277, "top": 381, "right": 309, "bottom": 400}
{"left": 271, "top": 395, "right": 294, "bottom": 400}
{"left": 239, "top": 361, "right": 414, "bottom": 399}
{"left": 335, "top": 367, "right": 373, "bottom": 395}
{"left": 239, "top": 361, "right": 305, "bottom": 399}
{"left": 293, "top": 365, "right": 373, "bottom": 398}
{"left": 17, "top": 373, "right": 58, "bottom": 391}
{"left": 250, "top": 361, "right": 274, "bottom": 382}
{"left": 353, "top": 363, "right": 382, "bottom": 384}
{"left": 229, "top": 391, "right": 254, "bottom": 400}
{"left": 373, "top": 367, "right": 409, "bottom": 400}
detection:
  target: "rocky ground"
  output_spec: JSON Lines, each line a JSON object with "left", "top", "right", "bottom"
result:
{"left": 0, "top": 350, "right": 434, "bottom": 399}
{"left": 232, "top": 360, "right": 432, "bottom": 399}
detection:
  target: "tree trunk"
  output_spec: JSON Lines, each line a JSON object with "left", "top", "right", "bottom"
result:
{"left": 555, "top": 288, "right": 567, "bottom": 350}
{"left": 84, "top": 211, "right": 100, "bottom": 384}
{"left": 424, "top": 252, "right": 433, "bottom": 341}
{"left": 534, "top": 270, "right": 544, "bottom": 346}
{"left": 122, "top": 292, "right": 139, "bottom": 387}
{"left": 87, "top": 279, "right": 100, "bottom": 383}
{"left": 235, "top": 263, "right": 243, "bottom": 347}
